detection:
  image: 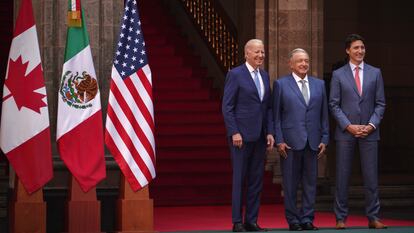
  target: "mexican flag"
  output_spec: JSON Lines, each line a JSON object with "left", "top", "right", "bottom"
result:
{"left": 56, "top": 1, "right": 106, "bottom": 192}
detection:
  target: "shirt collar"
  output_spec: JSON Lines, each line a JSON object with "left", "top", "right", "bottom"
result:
{"left": 245, "top": 62, "right": 258, "bottom": 73}
{"left": 292, "top": 72, "right": 308, "bottom": 83}
{"left": 349, "top": 61, "right": 364, "bottom": 71}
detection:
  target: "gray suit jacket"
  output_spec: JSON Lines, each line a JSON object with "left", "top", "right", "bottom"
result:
{"left": 329, "top": 63, "right": 386, "bottom": 141}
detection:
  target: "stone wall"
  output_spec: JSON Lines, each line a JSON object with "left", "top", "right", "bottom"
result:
{"left": 14, "top": 0, "right": 122, "bottom": 157}
{"left": 324, "top": 0, "right": 414, "bottom": 183}
{"left": 11, "top": 0, "right": 124, "bottom": 191}
{"left": 256, "top": 0, "right": 323, "bottom": 82}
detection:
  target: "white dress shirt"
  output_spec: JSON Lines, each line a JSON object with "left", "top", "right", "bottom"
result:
{"left": 292, "top": 72, "right": 310, "bottom": 97}
{"left": 246, "top": 62, "right": 264, "bottom": 100}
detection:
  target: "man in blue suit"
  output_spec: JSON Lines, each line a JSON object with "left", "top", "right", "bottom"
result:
{"left": 329, "top": 34, "right": 386, "bottom": 229}
{"left": 222, "top": 39, "right": 275, "bottom": 232}
{"left": 272, "top": 48, "right": 329, "bottom": 231}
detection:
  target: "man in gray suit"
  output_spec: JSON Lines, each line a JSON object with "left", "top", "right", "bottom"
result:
{"left": 329, "top": 34, "right": 386, "bottom": 229}
{"left": 273, "top": 48, "right": 329, "bottom": 231}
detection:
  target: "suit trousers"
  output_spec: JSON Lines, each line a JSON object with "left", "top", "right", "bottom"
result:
{"left": 229, "top": 138, "right": 266, "bottom": 224}
{"left": 281, "top": 143, "right": 318, "bottom": 224}
{"left": 334, "top": 139, "right": 380, "bottom": 221}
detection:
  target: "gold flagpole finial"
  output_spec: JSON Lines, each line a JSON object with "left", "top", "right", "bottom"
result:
{"left": 68, "top": 0, "right": 82, "bottom": 27}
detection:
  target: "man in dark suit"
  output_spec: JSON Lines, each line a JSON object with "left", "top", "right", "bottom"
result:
{"left": 222, "top": 39, "right": 275, "bottom": 232}
{"left": 272, "top": 48, "right": 329, "bottom": 231}
{"left": 329, "top": 34, "right": 386, "bottom": 229}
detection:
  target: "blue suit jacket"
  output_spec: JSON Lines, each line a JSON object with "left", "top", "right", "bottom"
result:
{"left": 329, "top": 63, "right": 386, "bottom": 141}
{"left": 272, "top": 75, "right": 329, "bottom": 151}
{"left": 222, "top": 63, "right": 274, "bottom": 142}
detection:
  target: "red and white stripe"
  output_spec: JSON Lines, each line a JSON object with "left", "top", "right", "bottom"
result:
{"left": 105, "top": 64, "right": 155, "bottom": 191}
{"left": 70, "top": 0, "right": 81, "bottom": 12}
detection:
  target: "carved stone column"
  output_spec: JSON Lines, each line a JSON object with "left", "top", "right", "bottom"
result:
{"left": 257, "top": 0, "right": 323, "bottom": 81}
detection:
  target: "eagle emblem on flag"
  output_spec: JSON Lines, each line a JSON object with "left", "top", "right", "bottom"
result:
{"left": 60, "top": 70, "right": 98, "bottom": 109}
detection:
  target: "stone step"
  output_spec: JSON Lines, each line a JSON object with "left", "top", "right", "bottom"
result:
{"left": 314, "top": 183, "right": 414, "bottom": 211}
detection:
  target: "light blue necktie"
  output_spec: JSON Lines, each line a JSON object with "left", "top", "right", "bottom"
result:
{"left": 253, "top": 69, "right": 262, "bottom": 100}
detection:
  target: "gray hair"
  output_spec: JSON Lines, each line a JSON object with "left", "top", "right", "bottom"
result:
{"left": 288, "top": 48, "right": 309, "bottom": 59}
{"left": 244, "top": 39, "right": 264, "bottom": 53}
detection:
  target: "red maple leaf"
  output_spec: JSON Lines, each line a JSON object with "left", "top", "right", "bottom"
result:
{"left": 4, "top": 56, "right": 47, "bottom": 114}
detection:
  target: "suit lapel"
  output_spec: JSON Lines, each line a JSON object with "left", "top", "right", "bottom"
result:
{"left": 308, "top": 77, "right": 316, "bottom": 106}
{"left": 361, "top": 65, "right": 372, "bottom": 99}
{"left": 287, "top": 75, "right": 307, "bottom": 106}
{"left": 242, "top": 64, "right": 261, "bottom": 101}
{"left": 344, "top": 65, "right": 361, "bottom": 97}
{"left": 259, "top": 69, "right": 268, "bottom": 100}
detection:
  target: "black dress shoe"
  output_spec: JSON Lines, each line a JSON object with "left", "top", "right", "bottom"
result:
{"left": 233, "top": 223, "right": 247, "bottom": 232}
{"left": 289, "top": 223, "right": 303, "bottom": 231}
{"left": 244, "top": 222, "right": 267, "bottom": 232}
{"left": 301, "top": 222, "right": 318, "bottom": 230}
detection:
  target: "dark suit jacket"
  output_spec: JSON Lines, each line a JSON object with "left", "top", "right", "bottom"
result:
{"left": 329, "top": 63, "right": 386, "bottom": 141}
{"left": 272, "top": 75, "right": 329, "bottom": 151}
{"left": 222, "top": 63, "right": 274, "bottom": 142}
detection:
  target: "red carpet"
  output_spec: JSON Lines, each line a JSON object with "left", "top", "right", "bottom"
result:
{"left": 154, "top": 204, "right": 414, "bottom": 232}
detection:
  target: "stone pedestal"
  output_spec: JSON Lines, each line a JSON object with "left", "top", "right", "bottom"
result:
{"left": 10, "top": 179, "right": 46, "bottom": 233}
{"left": 65, "top": 177, "right": 101, "bottom": 233}
{"left": 115, "top": 176, "right": 155, "bottom": 233}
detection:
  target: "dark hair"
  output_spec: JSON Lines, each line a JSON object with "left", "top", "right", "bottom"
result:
{"left": 345, "top": 34, "right": 365, "bottom": 49}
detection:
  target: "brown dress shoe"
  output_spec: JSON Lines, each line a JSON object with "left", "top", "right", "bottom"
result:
{"left": 368, "top": 220, "right": 387, "bottom": 229}
{"left": 335, "top": 221, "right": 346, "bottom": 230}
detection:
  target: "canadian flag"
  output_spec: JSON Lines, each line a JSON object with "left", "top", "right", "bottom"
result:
{"left": 0, "top": 0, "right": 53, "bottom": 194}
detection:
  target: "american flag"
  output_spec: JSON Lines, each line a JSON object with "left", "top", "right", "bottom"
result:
{"left": 105, "top": 0, "right": 156, "bottom": 191}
